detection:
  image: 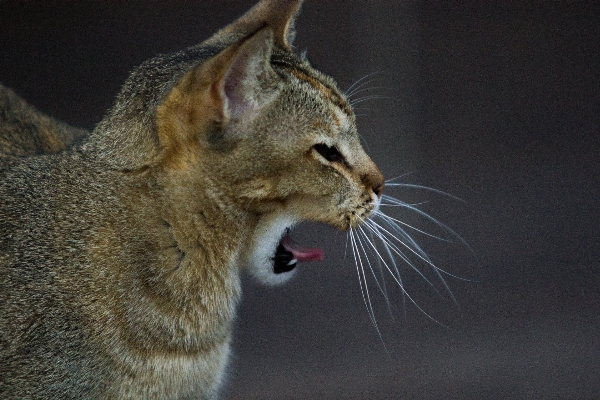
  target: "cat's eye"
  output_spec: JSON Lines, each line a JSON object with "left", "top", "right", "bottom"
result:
{"left": 313, "top": 143, "right": 346, "bottom": 165}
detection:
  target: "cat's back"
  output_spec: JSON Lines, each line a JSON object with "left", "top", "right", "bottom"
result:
{"left": 0, "top": 151, "right": 226, "bottom": 398}
{"left": 0, "top": 83, "right": 87, "bottom": 167}
{"left": 0, "top": 151, "right": 125, "bottom": 398}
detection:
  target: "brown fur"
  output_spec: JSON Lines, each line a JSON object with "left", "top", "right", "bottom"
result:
{"left": 0, "top": 1, "right": 383, "bottom": 398}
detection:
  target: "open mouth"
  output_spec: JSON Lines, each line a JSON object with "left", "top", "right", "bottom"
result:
{"left": 272, "top": 229, "right": 324, "bottom": 274}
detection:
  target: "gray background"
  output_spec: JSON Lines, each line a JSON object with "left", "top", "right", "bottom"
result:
{"left": 1, "top": 1, "right": 599, "bottom": 398}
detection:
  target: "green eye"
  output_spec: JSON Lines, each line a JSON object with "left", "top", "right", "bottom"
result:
{"left": 313, "top": 143, "right": 346, "bottom": 164}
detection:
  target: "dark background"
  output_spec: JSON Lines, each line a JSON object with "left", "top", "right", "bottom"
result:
{"left": 1, "top": 1, "right": 599, "bottom": 398}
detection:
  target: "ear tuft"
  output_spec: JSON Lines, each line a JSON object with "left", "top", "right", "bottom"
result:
{"left": 208, "top": 0, "right": 304, "bottom": 50}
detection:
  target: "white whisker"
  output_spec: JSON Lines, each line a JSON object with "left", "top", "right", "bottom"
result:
{"left": 375, "top": 215, "right": 436, "bottom": 263}
{"left": 356, "top": 131, "right": 371, "bottom": 152}
{"left": 385, "top": 183, "right": 465, "bottom": 202}
{"left": 345, "top": 171, "right": 476, "bottom": 331}
{"left": 357, "top": 226, "right": 403, "bottom": 288}
{"left": 366, "top": 218, "right": 438, "bottom": 272}
{"left": 381, "top": 194, "right": 476, "bottom": 258}
{"left": 379, "top": 211, "right": 459, "bottom": 305}
{"left": 349, "top": 95, "right": 391, "bottom": 107}
{"left": 385, "top": 172, "right": 416, "bottom": 182}
{"left": 382, "top": 214, "right": 471, "bottom": 283}
{"left": 344, "top": 230, "right": 349, "bottom": 260}
{"left": 345, "top": 71, "right": 383, "bottom": 98}
{"left": 376, "top": 224, "right": 407, "bottom": 316}
{"left": 346, "top": 81, "right": 380, "bottom": 99}
{"left": 357, "top": 220, "right": 448, "bottom": 327}
{"left": 362, "top": 218, "right": 438, "bottom": 292}
{"left": 373, "top": 210, "right": 454, "bottom": 242}
{"left": 378, "top": 211, "right": 459, "bottom": 304}
{"left": 356, "top": 226, "right": 391, "bottom": 306}
{"left": 380, "top": 201, "right": 431, "bottom": 207}
{"left": 366, "top": 227, "right": 396, "bottom": 319}
{"left": 352, "top": 229, "right": 391, "bottom": 352}
{"left": 349, "top": 229, "right": 380, "bottom": 335}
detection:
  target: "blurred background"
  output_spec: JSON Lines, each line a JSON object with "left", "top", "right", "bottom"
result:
{"left": 1, "top": 1, "right": 598, "bottom": 398}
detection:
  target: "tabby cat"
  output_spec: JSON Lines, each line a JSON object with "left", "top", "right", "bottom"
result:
{"left": 0, "top": 0, "right": 384, "bottom": 398}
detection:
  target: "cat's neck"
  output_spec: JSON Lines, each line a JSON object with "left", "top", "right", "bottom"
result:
{"left": 94, "top": 166, "right": 256, "bottom": 354}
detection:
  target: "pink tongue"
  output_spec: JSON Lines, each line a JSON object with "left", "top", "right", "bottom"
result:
{"left": 280, "top": 233, "right": 324, "bottom": 262}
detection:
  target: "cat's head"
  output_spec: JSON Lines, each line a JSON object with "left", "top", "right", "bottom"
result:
{"left": 91, "top": 0, "right": 384, "bottom": 285}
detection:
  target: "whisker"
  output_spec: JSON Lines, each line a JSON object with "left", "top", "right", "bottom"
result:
{"left": 381, "top": 212, "right": 460, "bottom": 305}
{"left": 357, "top": 220, "right": 448, "bottom": 327}
{"left": 385, "top": 172, "right": 416, "bottom": 183}
{"left": 376, "top": 214, "right": 468, "bottom": 291}
{"left": 347, "top": 86, "right": 387, "bottom": 100}
{"left": 365, "top": 217, "right": 421, "bottom": 262}
{"left": 356, "top": 131, "right": 371, "bottom": 152}
{"left": 347, "top": 84, "right": 381, "bottom": 101}
{"left": 356, "top": 226, "right": 392, "bottom": 307}
{"left": 362, "top": 219, "right": 438, "bottom": 292}
{"left": 375, "top": 215, "right": 436, "bottom": 262}
{"left": 345, "top": 71, "right": 383, "bottom": 97}
{"left": 373, "top": 210, "right": 454, "bottom": 242}
{"left": 357, "top": 226, "right": 403, "bottom": 288}
{"left": 348, "top": 230, "right": 371, "bottom": 320}
{"left": 344, "top": 230, "right": 349, "bottom": 260}
{"left": 379, "top": 214, "right": 459, "bottom": 305}
{"left": 349, "top": 229, "right": 381, "bottom": 337}
{"left": 352, "top": 229, "right": 391, "bottom": 352}
{"left": 366, "top": 227, "right": 396, "bottom": 319}
{"left": 380, "top": 201, "right": 432, "bottom": 207}
{"left": 381, "top": 194, "right": 476, "bottom": 258}
{"left": 345, "top": 73, "right": 378, "bottom": 95}
{"left": 366, "top": 218, "right": 438, "bottom": 272}
{"left": 384, "top": 183, "right": 465, "bottom": 203}
{"left": 349, "top": 95, "right": 392, "bottom": 107}
{"left": 375, "top": 224, "right": 407, "bottom": 316}
{"left": 347, "top": 171, "right": 476, "bottom": 329}
{"left": 346, "top": 80, "right": 381, "bottom": 98}
{"left": 378, "top": 199, "right": 478, "bottom": 296}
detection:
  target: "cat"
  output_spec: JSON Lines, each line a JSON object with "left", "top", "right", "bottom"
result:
{"left": 0, "top": 0, "right": 386, "bottom": 398}
{"left": 0, "top": 82, "right": 88, "bottom": 166}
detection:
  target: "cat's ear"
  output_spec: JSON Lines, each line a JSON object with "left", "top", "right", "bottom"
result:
{"left": 157, "top": 28, "right": 278, "bottom": 163}
{"left": 215, "top": 28, "right": 277, "bottom": 124}
{"left": 208, "top": 0, "right": 304, "bottom": 50}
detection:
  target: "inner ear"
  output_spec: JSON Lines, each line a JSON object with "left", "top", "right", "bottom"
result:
{"left": 215, "top": 28, "right": 278, "bottom": 123}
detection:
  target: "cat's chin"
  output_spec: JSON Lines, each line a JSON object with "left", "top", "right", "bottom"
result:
{"left": 245, "top": 216, "right": 323, "bottom": 286}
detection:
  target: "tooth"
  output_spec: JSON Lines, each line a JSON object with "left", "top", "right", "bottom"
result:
{"left": 287, "top": 259, "right": 297, "bottom": 266}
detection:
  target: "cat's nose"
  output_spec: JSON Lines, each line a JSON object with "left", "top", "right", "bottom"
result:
{"left": 373, "top": 183, "right": 384, "bottom": 197}
{"left": 362, "top": 168, "right": 385, "bottom": 198}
